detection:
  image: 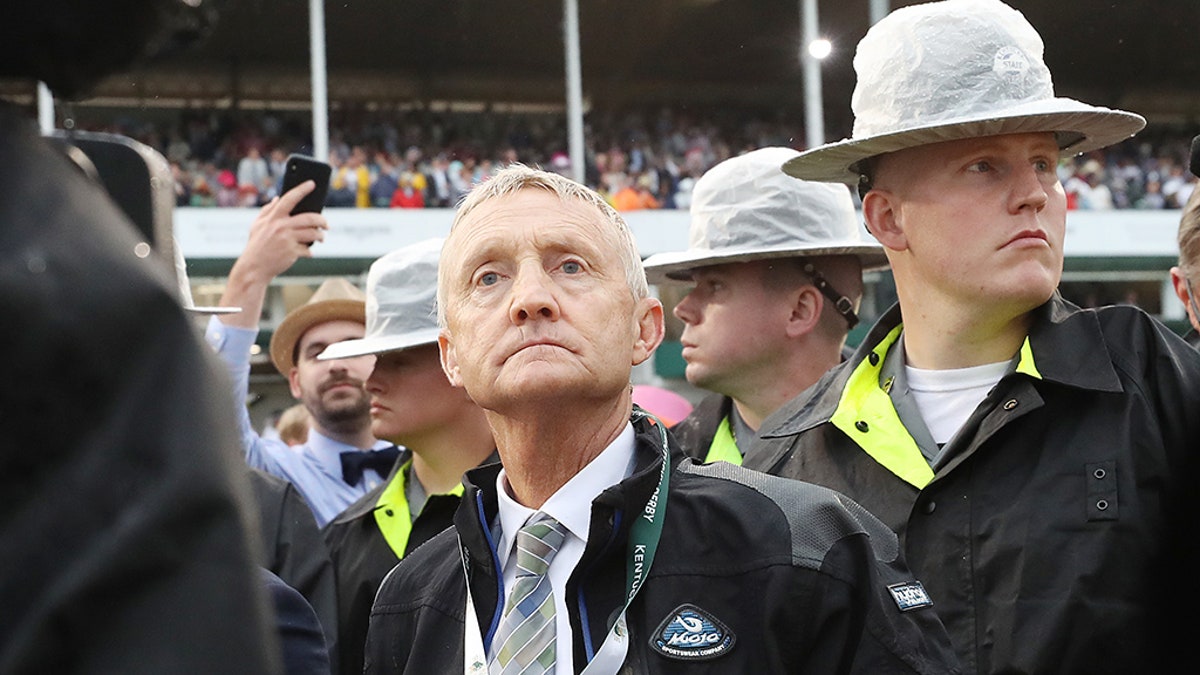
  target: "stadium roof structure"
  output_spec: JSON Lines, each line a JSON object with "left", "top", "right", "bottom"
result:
{"left": 5, "top": 0, "right": 1200, "bottom": 134}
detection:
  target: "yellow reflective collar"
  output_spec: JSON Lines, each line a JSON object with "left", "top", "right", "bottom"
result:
{"left": 1016, "top": 336, "right": 1042, "bottom": 379}
{"left": 374, "top": 458, "right": 465, "bottom": 558}
{"left": 704, "top": 416, "right": 744, "bottom": 465}
{"left": 831, "top": 327, "right": 1041, "bottom": 489}
{"left": 830, "top": 324, "right": 935, "bottom": 489}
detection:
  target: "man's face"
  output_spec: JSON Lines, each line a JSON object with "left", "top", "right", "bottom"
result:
{"left": 438, "top": 188, "right": 663, "bottom": 413}
{"left": 290, "top": 320, "right": 374, "bottom": 430}
{"left": 673, "top": 261, "right": 796, "bottom": 398}
{"left": 366, "top": 344, "right": 470, "bottom": 444}
{"left": 871, "top": 132, "right": 1067, "bottom": 315}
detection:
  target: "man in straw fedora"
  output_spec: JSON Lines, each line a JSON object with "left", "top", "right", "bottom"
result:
{"left": 318, "top": 238, "right": 497, "bottom": 675}
{"left": 746, "top": 1, "right": 1200, "bottom": 672}
{"left": 207, "top": 182, "right": 395, "bottom": 528}
{"left": 643, "top": 147, "right": 887, "bottom": 464}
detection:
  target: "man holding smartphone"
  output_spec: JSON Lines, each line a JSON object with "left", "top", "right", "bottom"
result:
{"left": 205, "top": 180, "right": 395, "bottom": 529}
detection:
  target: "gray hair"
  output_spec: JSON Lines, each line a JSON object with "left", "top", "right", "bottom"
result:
{"left": 1178, "top": 185, "right": 1200, "bottom": 279}
{"left": 437, "top": 164, "right": 649, "bottom": 327}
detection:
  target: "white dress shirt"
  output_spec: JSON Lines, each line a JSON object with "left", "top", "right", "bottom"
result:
{"left": 493, "top": 422, "right": 637, "bottom": 671}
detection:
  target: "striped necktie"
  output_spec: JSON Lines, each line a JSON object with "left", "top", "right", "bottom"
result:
{"left": 489, "top": 513, "right": 567, "bottom": 675}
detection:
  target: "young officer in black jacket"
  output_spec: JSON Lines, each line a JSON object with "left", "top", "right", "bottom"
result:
{"left": 749, "top": 1, "right": 1200, "bottom": 672}
{"left": 318, "top": 238, "right": 496, "bottom": 675}
{"left": 642, "top": 147, "right": 887, "bottom": 465}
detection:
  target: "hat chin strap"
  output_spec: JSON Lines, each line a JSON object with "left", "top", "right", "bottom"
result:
{"left": 803, "top": 263, "right": 859, "bottom": 330}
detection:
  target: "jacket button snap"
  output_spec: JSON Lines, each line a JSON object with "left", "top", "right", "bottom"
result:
{"left": 868, "top": 352, "right": 880, "bottom": 366}
{"left": 385, "top": 509, "right": 394, "bottom": 517}
{"left": 923, "top": 501, "right": 936, "bottom": 514}
{"left": 1093, "top": 468, "right": 1107, "bottom": 480}
{"left": 1002, "top": 399, "right": 1019, "bottom": 411}
{"left": 855, "top": 420, "right": 869, "bottom": 433}
{"left": 1096, "top": 499, "right": 1109, "bottom": 511}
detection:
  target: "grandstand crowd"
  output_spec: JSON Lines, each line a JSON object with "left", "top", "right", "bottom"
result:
{"left": 76, "top": 105, "right": 1198, "bottom": 211}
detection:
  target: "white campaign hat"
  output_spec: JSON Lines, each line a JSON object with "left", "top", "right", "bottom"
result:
{"left": 174, "top": 241, "right": 241, "bottom": 316}
{"left": 642, "top": 147, "right": 888, "bottom": 284}
{"left": 783, "top": 0, "right": 1146, "bottom": 184}
{"left": 318, "top": 238, "right": 443, "bottom": 360}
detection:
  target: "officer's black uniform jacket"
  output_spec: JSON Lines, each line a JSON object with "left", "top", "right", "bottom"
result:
{"left": 364, "top": 413, "right": 960, "bottom": 674}
{"left": 746, "top": 295, "right": 1200, "bottom": 674}
{"left": 668, "top": 393, "right": 732, "bottom": 462}
{"left": 249, "top": 468, "right": 339, "bottom": 669}
{"left": 323, "top": 448, "right": 496, "bottom": 675}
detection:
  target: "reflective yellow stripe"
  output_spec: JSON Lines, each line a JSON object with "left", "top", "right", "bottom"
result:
{"left": 374, "top": 459, "right": 465, "bottom": 558}
{"left": 704, "top": 416, "right": 744, "bottom": 465}
{"left": 830, "top": 324, "right": 935, "bottom": 489}
{"left": 1015, "top": 336, "right": 1042, "bottom": 379}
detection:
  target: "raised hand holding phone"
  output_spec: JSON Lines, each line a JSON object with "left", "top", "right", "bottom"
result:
{"left": 280, "top": 154, "right": 332, "bottom": 217}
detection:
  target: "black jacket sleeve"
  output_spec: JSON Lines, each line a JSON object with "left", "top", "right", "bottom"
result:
{"left": 0, "top": 108, "right": 281, "bottom": 674}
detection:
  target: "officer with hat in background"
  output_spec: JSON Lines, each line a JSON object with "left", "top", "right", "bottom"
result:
{"left": 643, "top": 147, "right": 887, "bottom": 464}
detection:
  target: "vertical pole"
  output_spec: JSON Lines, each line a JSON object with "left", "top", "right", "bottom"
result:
{"left": 564, "top": 0, "right": 586, "bottom": 184}
{"left": 309, "top": 0, "right": 330, "bottom": 162}
{"left": 37, "top": 82, "right": 55, "bottom": 133}
{"left": 801, "top": 0, "right": 824, "bottom": 148}
{"left": 869, "top": 0, "right": 889, "bottom": 25}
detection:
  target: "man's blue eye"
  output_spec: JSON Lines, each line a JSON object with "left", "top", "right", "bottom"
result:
{"left": 562, "top": 261, "right": 582, "bottom": 274}
{"left": 479, "top": 272, "right": 499, "bottom": 286}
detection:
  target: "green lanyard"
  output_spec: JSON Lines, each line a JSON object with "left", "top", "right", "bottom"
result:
{"left": 621, "top": 409, "right": 670, "bottom": 604}
{"left": 462, "top": 411, "right": 671, "bottom": 675}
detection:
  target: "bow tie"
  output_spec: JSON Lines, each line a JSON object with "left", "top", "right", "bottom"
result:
{"left": 340, "top": 446, "right": 401, "bottom": 486}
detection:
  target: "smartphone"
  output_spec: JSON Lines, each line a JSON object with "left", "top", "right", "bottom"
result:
{"left": 280, "top": 153, "right": 332, "bottom": 215}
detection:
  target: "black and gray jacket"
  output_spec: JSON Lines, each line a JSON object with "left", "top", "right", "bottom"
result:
{"left": 364, "top": 412, "right": 960, "bottom": 674}
{"left": 747, "top": 295, "right": 1200, "bottom": 674}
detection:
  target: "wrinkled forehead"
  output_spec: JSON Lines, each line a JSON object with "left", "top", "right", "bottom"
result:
{"left": 445, "top": 190, "right": 617, "bottom": 266}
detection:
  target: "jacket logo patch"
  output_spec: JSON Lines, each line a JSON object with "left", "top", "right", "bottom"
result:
{"left": 888, "top": 581, "right": 933, "bottom": 612}
{"left": 650, "top": 604, "right": 735, "bottom": 661}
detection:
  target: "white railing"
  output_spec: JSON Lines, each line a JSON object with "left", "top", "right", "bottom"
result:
{"left": 174, "top": 207, "right": 1185, "bottom": 261}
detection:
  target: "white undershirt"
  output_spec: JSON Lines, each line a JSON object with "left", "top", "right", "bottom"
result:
{"left": 904, "top": 361, "right": 1009, "bottom": 445}
{"left": 493, "top": 422, "right": 637, "bottom": 671}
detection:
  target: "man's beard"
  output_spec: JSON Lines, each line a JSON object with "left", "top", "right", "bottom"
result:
{"left": 308, "top": 378, "right": 372, "bottom": 435}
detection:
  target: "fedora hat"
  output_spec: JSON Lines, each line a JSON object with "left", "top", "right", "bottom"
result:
{"left": 783, "top": 0, "right": 1146, "bottom": 185}
{"left": 642, "top": 147, "right": 888, "bottom": 284}
{"left": 269, "top": 277, "right": 366, "bottom": 374}
{"left": 317, "top": 238, "right": 443, "bottom": 361}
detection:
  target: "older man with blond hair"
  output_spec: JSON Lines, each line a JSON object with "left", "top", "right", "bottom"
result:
{"left": 362, "top": 165, "right": 959, "bottom": 674}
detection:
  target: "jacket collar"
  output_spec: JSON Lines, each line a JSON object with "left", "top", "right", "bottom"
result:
{"left": 326, "top": 447, "right": 414, "bottom": 525}
{"left": 458, "top": 411, "right": 675, "bottom": 549}
{"left": 765, "top": 293, "right": 1124, "bottom": 441}
{"left": 454, "top": 411, "right": 678, "bottom": 648}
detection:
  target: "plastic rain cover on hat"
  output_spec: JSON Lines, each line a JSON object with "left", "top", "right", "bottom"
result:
{"left": 642, "top": 147, "right": 887, "bottom": 284}
{"left": 318, "top": 237, "right": 443, "bottom": 360}
{"left": 782, "top": 0, "right": 1146, "bottom": 184}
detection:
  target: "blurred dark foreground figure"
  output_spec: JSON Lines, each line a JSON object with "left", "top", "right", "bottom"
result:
{"left": 0, "top": 1, "right": 281, "bottom": 672}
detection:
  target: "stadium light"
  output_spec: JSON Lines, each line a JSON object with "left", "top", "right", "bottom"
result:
{"left": 808, "top": 38, "right": 832, "bottom": 60}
